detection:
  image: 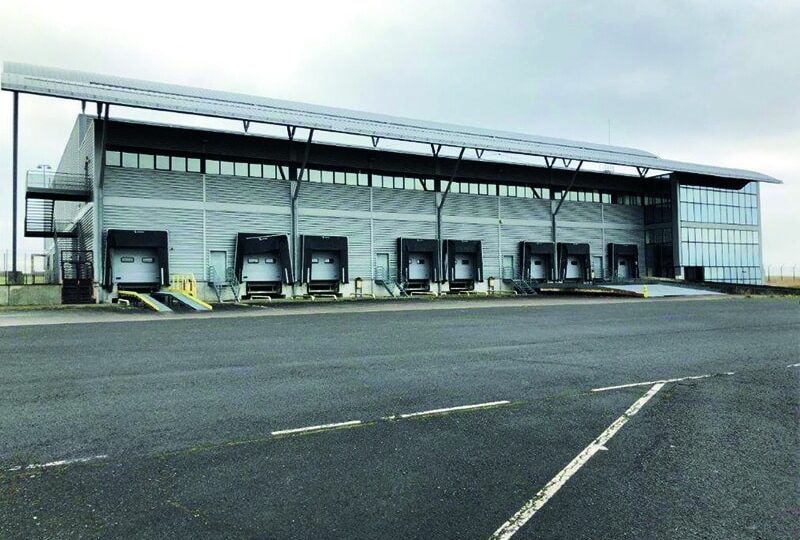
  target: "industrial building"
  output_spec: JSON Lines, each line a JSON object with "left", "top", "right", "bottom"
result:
{"left": 1, "top": 63, "right": 780, "bottom": 307}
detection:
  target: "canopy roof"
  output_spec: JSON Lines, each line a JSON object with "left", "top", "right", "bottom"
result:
{"left": 1, "top": 61, "right": 780, "bottom": 184}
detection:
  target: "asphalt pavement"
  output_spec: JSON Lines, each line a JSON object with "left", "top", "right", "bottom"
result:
{"left": 0, "top": 296, "right": 798, "bottom": 538}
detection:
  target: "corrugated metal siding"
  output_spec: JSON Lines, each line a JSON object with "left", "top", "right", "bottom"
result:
{"left": 442, "top": 221, "right": 501, "bottom": 278}
{"left": 499, "top": 197, "right": 551, "bottom": 221}
{"left": 78, "top": 209, "right": 94, "bottom": 252}
{"left": 205, "top": 175, "right": 289, "bottom": 205}
{"left": 103, "top": 205, "right": 204, "bottom": 275}
{"left": 104, "top": 168, "right": 203, "bottom": 201}
{"left": 372, "top": 219, "right": 436, "bottom": 277}
{"left": 300, "top": 183, "right": 370, "bottom": 212}
{"left": 604, "top": 204, "right": 644, "bottom": 225}
{"left": 372, "top": 188, "right": 436, "bottom": 215}
{"left": 298, "top": 215, "right": 372, "bottom": 278}
{"left": 499, "top": 224, "right": 552, "bottom": 273}
{"left": 558, "top": 201, "right": 602, "bottom": 223}
{"left": 206, "top": 210, "right": 291, "bottom": 264}
{"left": 443, "top": 192, "right": 498, "bottom": 218}
{"left": 604, "top": 227, "right": 646, "bottom": 269}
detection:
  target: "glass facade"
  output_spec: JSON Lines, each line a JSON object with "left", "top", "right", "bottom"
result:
{"left": 679, "top": 183, "right": 758, "bottom": 226}
{"left": 678, "top": 183, "right": 761, "bottom": 284}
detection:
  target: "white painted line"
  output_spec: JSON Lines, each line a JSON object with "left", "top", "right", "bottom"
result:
{"left": 591, "top": 373, "right": 720, "bottom": 392}
{"left": 6, "top": 454, "right": 109, "bottom": 472}
{"left": 384, "top": 400, "right": 512, "bottom": 421}
{"left": 490, "top": 383, "right": 665, "bottom": 540}
{"left": 271, "top": 420, "right": 362, "bottom": 436}
{"left": 787, "top": 363, "right": 800, "bottom": 368}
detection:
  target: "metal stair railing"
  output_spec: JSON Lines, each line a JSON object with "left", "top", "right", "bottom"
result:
{"left": 374, "top": 267, "right": 409, "bottom": 297}
{"left": 225, "top": 267, "right": 241, "bottom": 302}
{"left": 504, "top": 268, "right": 538, "bottom": 295}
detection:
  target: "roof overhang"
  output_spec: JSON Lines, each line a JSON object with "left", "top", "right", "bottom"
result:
{"left": 1, "top": 61, "right": 782, "bottom": 185}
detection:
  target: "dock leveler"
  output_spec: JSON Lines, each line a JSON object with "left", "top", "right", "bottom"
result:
{"left": 300, "top": 235, "right": 349, "bottom": 295}
{"left": 398, "top": 238, "right": 439, "bottom": 292}
{"left": 234, "top": 233, "right": 293, "bottom": 298}
{"left": 557, "top": 242, "right": 592, "bottom": 282}
{"left": 607, "top": 243, "right": 639, "bottom": 279}
{"left": 521, "top": 241, "right": 556, "bottom": 282}
{"left": 443, "top": 239, "right": 483, "bottom": 292}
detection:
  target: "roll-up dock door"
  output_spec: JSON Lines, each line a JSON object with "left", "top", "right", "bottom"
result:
{"left": 443, "top": 239, "right": 483, "bottom": 292}
{"left": 556, "top": 243, "right": 591, "bottom": 282}
{"left": 398, "top": 238, "right": 439, "bottom": 292}
{"left": 234, "top": 233, "right": 293, "bottom": 297}
{"left": 300, "top": 235, "right": 348, "bottom": 294}
{"left": 607, "top": 243, "right": 639, "bottom": 280}
{"left": 520, "top": 242, "right": 556, "bottom": 282}
{"left": 104, "top": 230, "right": 169, "bottom": 292}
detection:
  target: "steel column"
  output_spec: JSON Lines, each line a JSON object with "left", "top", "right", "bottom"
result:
{"left": 436, "top": 147, "right": 466, "bottom": 293}
{"left": 11, "top": 92, "right": 19, "bottom": 275}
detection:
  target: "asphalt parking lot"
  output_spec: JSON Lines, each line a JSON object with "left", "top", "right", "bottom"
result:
{"left": 1, "top": 296, "right": 798, "bottom": 538}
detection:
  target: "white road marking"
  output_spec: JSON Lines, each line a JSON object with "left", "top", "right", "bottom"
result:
{"left": 490, "top": 383, "right": 665, "bottom": 540}
{"left": 591, "top": 373, "right": 725, "bottom": 392}
{"left": 6, "top": 454, "right": 108, "bottom": 472}
{"left": 787, "top": 363, "right": 800, "bottom": 368}
{"left": 271, "top": 420, "right": 362, "bottom": 436}
{"left": 383, "top": 400, "right": 512, "bottom": 421}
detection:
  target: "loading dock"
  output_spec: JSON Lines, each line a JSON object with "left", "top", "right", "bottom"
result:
{"left": 557, "top": 243, "right": 591, "bottom": 282}
{"left": 104, "top": 230, "right": 169, "bottom": 292}
{"left": 443, "top": 239, "right": 483, "bottom": 292}
{"left": 398, "top": 238, "right": 439, "bottom": 292}
{"left": 300, "top": 235, "right": 349, "bottom": 294}
{"left": 607, "top": 244, "right": 639, "bottom": 279}
{"left": 234, "top": 233, "right": 293, "bottom": 297}
{"left": 520, "top": 242, "right": 555, "bottom": 282}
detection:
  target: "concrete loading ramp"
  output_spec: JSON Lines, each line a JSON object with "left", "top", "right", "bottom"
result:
{"left": 599, "top": 284, "right": 725, "bottom": 297}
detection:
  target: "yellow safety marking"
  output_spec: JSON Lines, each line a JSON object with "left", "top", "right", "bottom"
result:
{"left": 171, "top": 290, "right": 213, "bottom": 310}
{"left": 118, "top": 290, "right": 165, "bottom": 312}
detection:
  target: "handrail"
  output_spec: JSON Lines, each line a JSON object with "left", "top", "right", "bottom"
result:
{"left": 26, "top": 170, "right": 91, "bottom": 191}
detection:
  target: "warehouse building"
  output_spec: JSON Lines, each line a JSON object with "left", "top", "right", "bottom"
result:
{"left": 2, "top": 63, "right": 780, "bottom": 305}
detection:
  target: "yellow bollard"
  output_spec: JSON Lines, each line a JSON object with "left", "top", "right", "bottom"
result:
{"left": 643, "top": 285, "right": 649, "bottom": 298}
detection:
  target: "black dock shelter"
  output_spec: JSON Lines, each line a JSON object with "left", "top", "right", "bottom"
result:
{"left": 234, "top": 233, "right": 293, "bottom": 283}
{"left": 103, "top": 229, "right": 169, "bottom": 291}
{"left": 557, "top": 242, "right": 591, "bottom": 281}
{"left": 520, "top": 241, "right": 556, "bottom": 281}
{"left": 398, "top": 238, "right": 440, "bottom": 283}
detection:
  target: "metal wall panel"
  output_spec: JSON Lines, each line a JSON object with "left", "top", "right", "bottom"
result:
{"left": 558, "top": 201, "right": 602, "bottom": 224}
{"left": 104, "top": 168, "right": 203, "bottom": 201}
{"left": 206, "top": 210, "right": 292, "bottom": 272}
{"left": 442, "top": 192, "right": 498, "bottom": 218}
{"left": 499, "top": 223, "right": 552, "bottom": 275}
{"left": 103, "top": 205, "right": 204, "bottom": 275}
{"left": 499, "top": 197, "right": 551, "bottom": 221}
{"left": 604, "top": 204, "right": 644, "bottom": 225}
{"left": 300, "top": 183, "right": 370, "bottom": 212}
{"left": 205, "top": 175, "right": 290, "bottom": 205}
{"left": 604, "top": 228, "right": 646, "bottom": 270}
{"left": 442, "top": 221, "right": 501, "bottom": 278}
{"left": 78, "top": 208, "right": 94, "bottom": 252}
{"left": 372, "top": 187, "right": 436, "bottom": 215}
{"left": 372, "top": 219, "right": 436, "bottom": 278}
{"left": 298, "top": 215, "right": 372, "bottom": 278}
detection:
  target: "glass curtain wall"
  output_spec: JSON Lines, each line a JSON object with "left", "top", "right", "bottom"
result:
{"left": 678, "top": 183, "right": 762, "bottom": 284}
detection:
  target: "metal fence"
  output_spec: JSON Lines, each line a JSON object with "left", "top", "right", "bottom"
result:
{"left": 0, "top": 251, "right": 57, "bottom": 284}
{"left": 764, "top": 265, "right": 799, "bottom": 284}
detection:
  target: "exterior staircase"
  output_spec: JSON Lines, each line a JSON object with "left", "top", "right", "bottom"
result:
{"left": 209, "top": 266, "right": 241, "bottom": 302}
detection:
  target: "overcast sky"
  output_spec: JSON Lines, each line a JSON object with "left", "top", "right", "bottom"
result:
{"left": 0, "top": 0, "right": 797, "bottom": 268}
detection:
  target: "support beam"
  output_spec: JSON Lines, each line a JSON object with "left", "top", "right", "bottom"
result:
{"left": 552, "top": 160, "right": 584, "bottom": 217}
{"left": 430, "top": 144, "right": 441, "bottom": 157}
{"left": 292, "top": 129, "right": 315, "bottom": 202}
{"left": 371, "top": 136, "right": 380, "bottom": 148}
{"left": 436, "top": 147, "right": 466, "bottom": 293}
{"left": 98, "top": 105, "right": 110, "bottom": 189}
{"left": 475, "top": 148, "right": 484, "bottom": 159}
{"left": 11, "top": 92, "right": 19, "bottom": 275}
{"left": 243, "top": 120, "right": 250, "bottom": 133}
{"left": 287, "top": 126, "right": 296, "bottom": 141}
